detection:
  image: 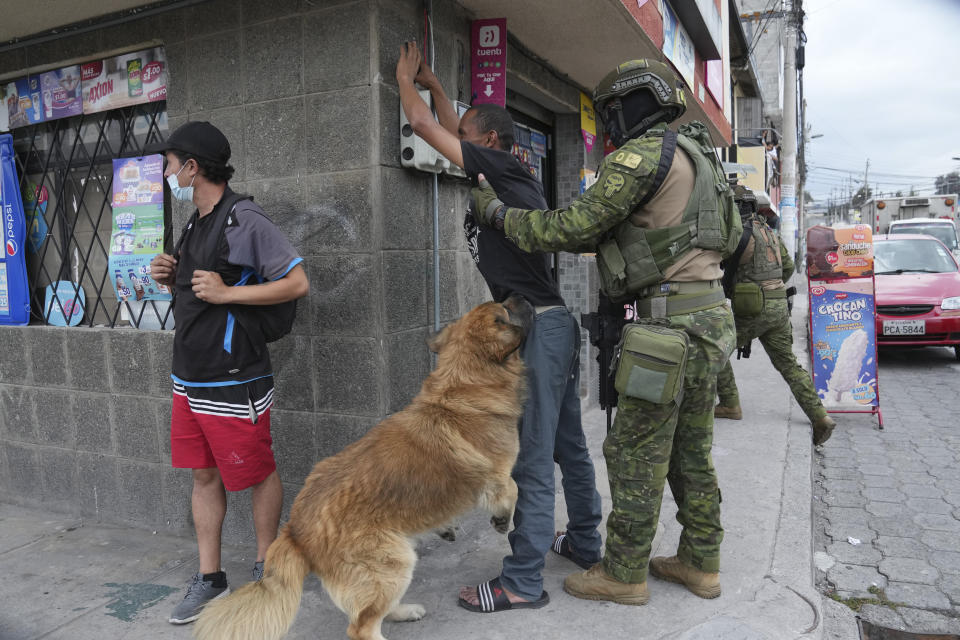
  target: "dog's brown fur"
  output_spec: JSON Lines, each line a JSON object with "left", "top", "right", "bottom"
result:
{"left": 193, "top": 297, "right": 532, "bottom": 640}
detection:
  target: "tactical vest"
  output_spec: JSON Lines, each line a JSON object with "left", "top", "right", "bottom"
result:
{"left": 737, "top": 214, "right": 783, "bottom": 284}
{"left": 596, "top": 122, "right": 741, "bottom": 303}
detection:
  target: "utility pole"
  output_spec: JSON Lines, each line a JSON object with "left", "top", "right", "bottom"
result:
{"left": 796, "top": 0, "right": 807, "bottom": 239}
{"left": 780, "top": 0, "right": 799, "bottom": 257}
{"left": 863, "top": 158, "right": 870, "bottom": 204}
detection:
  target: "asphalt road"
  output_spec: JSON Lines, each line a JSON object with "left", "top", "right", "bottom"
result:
{"left": 813, "top": 344, "right": 960, "bottom": 635}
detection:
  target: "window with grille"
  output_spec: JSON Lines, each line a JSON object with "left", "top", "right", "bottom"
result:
{"left": 11, "top": 101, "right": 172, "bottom": 329}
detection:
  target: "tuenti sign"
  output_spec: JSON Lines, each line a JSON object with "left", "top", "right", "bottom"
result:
{"left": 471, "top": 18, "right": 507, "bottom": 107}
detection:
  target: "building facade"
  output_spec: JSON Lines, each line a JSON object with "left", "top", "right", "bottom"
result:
{"left": 0, "top": 0, "right": 737, "bottom": 541}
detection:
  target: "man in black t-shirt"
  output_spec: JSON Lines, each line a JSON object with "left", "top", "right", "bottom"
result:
{"left": 398, "top": 42, "right": 603, "bottom": 612}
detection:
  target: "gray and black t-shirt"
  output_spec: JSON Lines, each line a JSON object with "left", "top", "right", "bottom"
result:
{"left": 172, "top": 188, "right": 302, "bottom": 385}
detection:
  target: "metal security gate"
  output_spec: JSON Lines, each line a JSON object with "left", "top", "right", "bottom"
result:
{"left": 11, "top": 101, "right": 172, "bottom": 329}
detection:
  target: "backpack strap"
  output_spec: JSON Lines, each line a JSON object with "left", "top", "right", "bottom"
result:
{"left": 201, "top": 191, "right": 253, "bottom": 271}
{"left": 721, "top": 220, "right": 753, "bottom": 298}
{"left": 638, "top": 129, "right": 678, "bottom": 207}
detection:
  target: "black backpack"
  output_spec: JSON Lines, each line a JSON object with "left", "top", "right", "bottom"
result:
{"left": 174, "top": 192, "right": 297, "bottom": 344}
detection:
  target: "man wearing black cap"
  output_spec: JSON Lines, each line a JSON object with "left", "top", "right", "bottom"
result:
{"left": 148, "top": 121, "right": 309, "bottom": 625}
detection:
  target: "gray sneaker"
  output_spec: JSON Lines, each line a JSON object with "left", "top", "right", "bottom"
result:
{"left": 168, "top": 572, "right": 229, "bottom": 624}
{"left": 252, "top": 561, "right": 264, "bottom": 582}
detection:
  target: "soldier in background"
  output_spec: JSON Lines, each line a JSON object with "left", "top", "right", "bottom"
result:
{"left": 715, "top": 186, "right": 835, "bottom": 445}
{"left": 472, "top": 59, "right": 738, "bottom": 605}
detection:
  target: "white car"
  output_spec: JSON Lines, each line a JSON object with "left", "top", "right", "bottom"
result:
{"left": 887, "top": 217, "right": 960, "bottom": 258}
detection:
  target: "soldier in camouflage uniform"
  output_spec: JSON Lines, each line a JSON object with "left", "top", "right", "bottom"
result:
{"left": 715, "top": 187, "right": 835, "bottom": 445}
{"left": 472, "top": 59, "right": 737, "bottom": 605}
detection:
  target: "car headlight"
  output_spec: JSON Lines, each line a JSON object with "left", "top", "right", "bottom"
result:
{"left": 941, "top": 296, "right": 960, "bottom": 310}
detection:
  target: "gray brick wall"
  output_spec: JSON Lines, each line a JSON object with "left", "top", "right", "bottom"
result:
{"left": 0, "top": 0, "right": 598, "bottom": 540}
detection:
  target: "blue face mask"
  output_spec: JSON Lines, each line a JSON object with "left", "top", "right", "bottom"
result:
{"left": 166, "top": 163, "right": 195, "bottom": 202}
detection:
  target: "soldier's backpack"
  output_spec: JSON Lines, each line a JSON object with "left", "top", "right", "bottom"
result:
{"left": 724, "top": 213, "right": 783, "bottom": 316}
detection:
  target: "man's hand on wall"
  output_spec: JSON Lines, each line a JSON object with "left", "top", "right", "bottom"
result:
{"left": 396, "top": 40, "right": 422, "bottom": 85}
{"left": 415, "top": 60, "right": 439, "bottom": 90}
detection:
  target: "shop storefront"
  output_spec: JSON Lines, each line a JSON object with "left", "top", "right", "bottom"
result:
{"left": 0, "top": 0, "right": 611, "bottom": 539}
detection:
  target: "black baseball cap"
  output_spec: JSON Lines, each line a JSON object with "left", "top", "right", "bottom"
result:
{"left": 148, "top": 121, "right": 231, "bottom": 164}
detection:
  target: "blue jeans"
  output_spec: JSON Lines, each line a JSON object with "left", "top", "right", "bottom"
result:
{"left": 500, "top": 307, "right": 603, "bottom": 600}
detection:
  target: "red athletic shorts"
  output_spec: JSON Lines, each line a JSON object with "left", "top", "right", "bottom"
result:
{"left": 170, "top": 378, "right": 276, "bottom": 491}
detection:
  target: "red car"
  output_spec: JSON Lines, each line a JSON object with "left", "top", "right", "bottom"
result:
{"left": 874, "top": 233, "right": 960, "bottom": 359}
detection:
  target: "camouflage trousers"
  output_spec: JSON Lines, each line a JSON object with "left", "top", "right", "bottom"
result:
{"left": 716, "top": 298, "right": 827, "bottom": 423}
{"left": 602, "top": 304, "right": 735, "bottom": 583}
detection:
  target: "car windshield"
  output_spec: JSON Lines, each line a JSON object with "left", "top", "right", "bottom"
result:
{"left": 875, "top": 238, "right": 958, "bottom": 274}
{"left": 888, "top": 224, "right": 959, "bottom": 250}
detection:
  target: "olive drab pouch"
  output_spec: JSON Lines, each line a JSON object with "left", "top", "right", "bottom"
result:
{"left": 676, "top": 123, "right": 742, "bottom": 259}
{"left": 732, "top": 282, "right": 764, "bottom": 317}
{"left": 612, "top": 322, "right": 689, "bottom": 404}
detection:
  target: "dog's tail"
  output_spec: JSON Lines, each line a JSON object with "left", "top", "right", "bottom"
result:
{"left": 193, "top": 528, "right": 310, "bottom": 640}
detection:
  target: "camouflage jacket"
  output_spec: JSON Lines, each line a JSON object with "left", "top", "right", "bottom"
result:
{"left": 503, "top": 124, "right": 672, "bottom": 254}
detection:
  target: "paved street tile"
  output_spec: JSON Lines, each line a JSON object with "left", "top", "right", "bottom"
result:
{"left": 861, "top": 474, "right": 898, "bottom": 488}
{"left": 906, "top": 497, "right": 954, "bottom": 515}
{"left": 822, "top": 491, "right": 866, "bottom": 508}
{"left": 826, "top": 506, "right": 872, "bottom": 525}
{"left": 940, "top": 574, "right": 960, "bottom": 605}
{"left": 857, "top": 604, "right": 905, "bottom": 631}
{"left": 897, "top": 607, "right": 960, "bottom": 633}
{"left": 826, "top": 563, "right": 886, "bottom": 597}
{"left": 928, "top": 551, "right": 960, "bottom": 575}
{"left": 913, "top": 513, "right": 960, "bottom": 532}
{"left": 901, "top": 483, "right": 944, "bottom": 498}
{"left": 824, "top": 523, "right": 876, "bottom": 543}
{"left": 885, "top": 582, "right": 952, "bottom": 610}
{"left": 874, "top": 536, "right": 927, "bottom": 559}
{"left": 826, "top": 541, "right": 882, "bottom": 565}
{"left": 921, "top": 531, "right": 960, "bottom": 551}
{"left": 879, "top": 557, "right": 940, "bottom": 585}
{"left": 868, "top": 516, "right": 921, "bottom": 538}
{"left": 861, "top": 487, "right": 905, "bottom": 503}
{"left": 866, "top": 502, "right": 910, "bottom": 518}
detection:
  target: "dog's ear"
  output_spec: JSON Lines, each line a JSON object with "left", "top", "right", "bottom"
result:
{"left": 427, "top": 324, "right": 452, "bottom": 353}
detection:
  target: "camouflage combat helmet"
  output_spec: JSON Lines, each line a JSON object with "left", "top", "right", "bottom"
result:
{"left": 593, "top": 59, "right": 687, "bottom": 147}
{"left": 733, "top": 184, "right": 757, "bottom": 218}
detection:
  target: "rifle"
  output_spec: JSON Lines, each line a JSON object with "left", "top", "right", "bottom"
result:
{"left": 581, "top": 293, "right": 628, "bottom": 431}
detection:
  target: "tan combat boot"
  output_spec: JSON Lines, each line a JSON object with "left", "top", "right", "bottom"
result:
{"left": 563, "top": 563, "right": 649, "bottom": 605}
{"left": 649, "top": 555, "right": 721, "bottom": 599}
{"left": 812, "top": 415, "right": 836, "bottom": 445}
{"left": 714, "top": 404, "right": 742, "bottom": 420}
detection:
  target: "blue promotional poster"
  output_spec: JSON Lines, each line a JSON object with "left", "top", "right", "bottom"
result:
{"left": 809, "top": 278, "right": 879, "bottom": 409}
{"left": 109, "top": 156, "right": 170, "bottom": 304}
{"left": 0, "top": 133, "right": 31, "bottom": 325}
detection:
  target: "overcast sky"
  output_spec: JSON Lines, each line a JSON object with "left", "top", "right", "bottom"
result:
{"left": 802, "top": 0, "right": 960, "bottom": 203}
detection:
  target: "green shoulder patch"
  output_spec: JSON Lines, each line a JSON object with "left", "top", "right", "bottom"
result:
{"left": 603, "top": 173, "right": 626, "bottom": 198}
{"left": 610, "top": 150, "right": 644, "bottom": 170}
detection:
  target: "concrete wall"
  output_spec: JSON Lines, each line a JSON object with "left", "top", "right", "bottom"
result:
{"left": 0, "top": 0, "right": 597, "bottom": 543}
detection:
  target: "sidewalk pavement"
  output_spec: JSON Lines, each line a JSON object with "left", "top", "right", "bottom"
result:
{"left": 1, "top": 315, "right": 844, "bottom": 640}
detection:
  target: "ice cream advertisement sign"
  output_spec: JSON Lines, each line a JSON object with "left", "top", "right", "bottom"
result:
{"left": 809, "top": 279, "right": 879, "bottom": 409}
{"left": 806, "top": 224, "right": 874, "bottom": 279}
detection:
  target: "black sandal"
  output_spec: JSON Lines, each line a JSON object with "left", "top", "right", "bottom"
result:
{"left": 457, "top": 577, "right": 549, "bottom": 613}
{"left": 552, "top": 532, "right": 596, "bottom": 570}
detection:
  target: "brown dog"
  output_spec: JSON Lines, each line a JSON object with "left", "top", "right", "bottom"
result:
{"left": 194, "top": 295, "right": 533, "bottom": 640}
